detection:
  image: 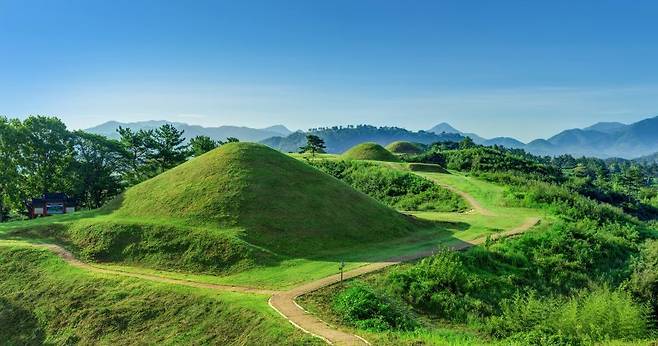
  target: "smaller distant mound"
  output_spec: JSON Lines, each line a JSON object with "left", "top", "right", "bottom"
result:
{"left": 408, "top": 163, "right": 447, "bottom": 173}
{"left": 386, "top": 141, "right": 423, "bottom": 154}
{"left": 342, "top": 143, "right": 400, "bottom": 162}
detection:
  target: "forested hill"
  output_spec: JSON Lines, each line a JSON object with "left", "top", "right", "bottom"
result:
{"left": 261, "top": 125, "right": 464, "bottom": 153}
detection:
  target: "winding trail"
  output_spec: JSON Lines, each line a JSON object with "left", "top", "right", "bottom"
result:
{"left": 30, "top": 244, "right": 279, "bottom": 295}
{"left": 424, "top": 176, "right": 495, "bottom": 216}
{"left": 6, "top": 181, "right": 540, "bottom": 345}
{"left": 268, "top": 216, "right": 540, "bottom": 345}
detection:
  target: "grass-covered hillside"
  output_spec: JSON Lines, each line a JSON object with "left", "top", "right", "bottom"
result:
{"left": 385, "top": 141, "right": 423, "bottom": 154}
{"left": 0, "top": 245, "right": 319, "bottom": 345}
{"left": 6, "top": 142, "right": 428, "bottom": 276}
{"left": 109, "top": 142, "right": 419, "bottom": 252}
{"left": 308, "top": 159, "right": 467, "bottom": 212}
{"left": 342, "top": 142, "right": 400, "bottom": 162}
{"left": 296, "top": 139, "right": 658, "bottom": 345}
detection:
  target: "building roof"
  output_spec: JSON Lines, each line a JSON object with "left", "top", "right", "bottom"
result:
{"left": 30, "top": 193, "right": 76, "bottom": 206}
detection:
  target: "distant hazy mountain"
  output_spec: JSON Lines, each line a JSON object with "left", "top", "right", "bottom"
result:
{"left": 531, "top": 116, "right": 658, "bottom": 158}
{"left": 87, "top": 116, "right": 658, "bottom": 159}
{"left": 260, "top": 125, "right": 293, "bottom": 136}
{"left": 428, "top": 122, "right": 461, "bottom": 134}
{"left": 427, "top": 123, "right": 523, "bottom": 149}
{"left": 261, "top": 125, "right": 464, "bottom": 153}
{"left": 583, "top": 121, "right": 628, "bottom": 134}
{"left": 482, "top": 137, "right": 526, "bottom": 149}
{"left": 86, "top": 120, "right": 292, "bottom": 142}
{"left": 634, "top": 152, "right": 658, "bottom": 164}
{"left": 428, "top": 116, "right": 658, "bottom": 158}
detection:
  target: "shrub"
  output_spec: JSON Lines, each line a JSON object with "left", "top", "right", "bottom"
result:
{"left": 389, "top": 248, "right": 488, "bottom": 321}
{"left": 332, "top": 281, "right": 416, "bottom": 332}
{"left": 309, "top": 159, "right": 467, "bottom": 212}
{"left": 629, "top": 239, "right": 658, "bottom": 321}
{"left": 483, "top": 287, "right": 651, "bottom": 344}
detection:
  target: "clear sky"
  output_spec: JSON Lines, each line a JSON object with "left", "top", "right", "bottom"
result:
{"left": 1, "top": 0, "right": 658, "bottom": 142}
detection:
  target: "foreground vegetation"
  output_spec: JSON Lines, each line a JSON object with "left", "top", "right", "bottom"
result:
{"left": 0, "top": 245, "right": 318, "bottom": 345}
{"left": 2, "top": 123, "right": 658, "bottom": 345}
{"left": 298, "top": 139, "right": 658, "bottom": 345}
{"left": 1, "top": 142, "right": 483, "bottom": 291}
{"left": 308, "top": 159, "right": 467, "bottom": 212}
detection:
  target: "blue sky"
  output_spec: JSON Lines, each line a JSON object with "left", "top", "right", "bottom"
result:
{"left": 1, "top": 0, "right": 658, "bottom": 141}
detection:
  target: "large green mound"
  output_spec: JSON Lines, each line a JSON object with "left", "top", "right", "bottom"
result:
{"left": 385, "top": 141, "right": 423, "bottom": 154}
{"left": 342, "top": 142, "right": 400, "bottom": 162}
{"left": 108, "top": 142, "right": 418, "bottom": 255}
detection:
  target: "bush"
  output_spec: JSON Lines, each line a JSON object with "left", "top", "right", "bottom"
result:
{"left": 408, "top": 145, "right": 562, "bottom": 182}
{"left": 629, "top": 239, "right": 658, "bottom": 321}
{"left": 332, "top": 281, "right": 416, "bottom": 331}
{"left": 484, "top": 287, "right": 651, "bottom": 344}
{"left": 309, "top": 159, "right": 467, "bottom": 212}
{"left": 389, "top": 248, "right": 489, "bottom": 321}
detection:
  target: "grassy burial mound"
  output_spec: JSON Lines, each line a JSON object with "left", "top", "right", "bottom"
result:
{"left": 342, "top": 142, "right": 400, "bottom": 162}
{"left": 385, "top": 141, "right": 423, "bottom": 155}
{"left": 54, "top": 143, "right": 421, "bottom": 273}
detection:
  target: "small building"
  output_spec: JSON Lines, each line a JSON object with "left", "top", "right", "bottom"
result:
{"left": 28, "top": 193, "right": 76, "bottom": 218}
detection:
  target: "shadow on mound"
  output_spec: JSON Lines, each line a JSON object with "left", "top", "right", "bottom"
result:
{"left": 0, "top": 298, "right": 45, "bottom": 345}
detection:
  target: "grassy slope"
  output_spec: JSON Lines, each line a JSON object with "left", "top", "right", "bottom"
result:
{"left": 385, "top": 141, "right": 423, "bottom": 154}
{"left": 409, "top": 171, "right": 548, "bottom": 240}
{"left": 0, "top": 151, "right": 541, "bottom": 291}
{"left": 0, "top": 156, "right": 554, "bottom": 345}
{"left": 3, "top": 143, "right": 428, "bottom": 279}
{"left": 109, "top": 142, "right": 419, "bottom": 255}
{"left": 75, "top": 169, "right": 529, "bottom": 290}
{"left": 342, "top": 142, "right": 401, "bottom": 162}
{"left": 0, "top": 244, "right": 319, "bottom": 346}
{"left": 293, "top": 172, "right": 658, "bottom": 345}
{"left": 298, "top": 268, "right": 653, "bottom": 346}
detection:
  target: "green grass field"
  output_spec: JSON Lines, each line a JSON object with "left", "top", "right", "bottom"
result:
{"left": 0, "top": 147, "right": 554, "bottom": 344}
{"left": 410, "top": 171, "right": 552, "bottom": 237}
{"left": 0, "top": 244, "right": 320, "bottom": 345}
{"left": 0, "top": 150, "right": 544, "bottom": 290}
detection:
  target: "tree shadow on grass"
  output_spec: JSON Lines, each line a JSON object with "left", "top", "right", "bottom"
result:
{"left": 0, "top": 298, "right": 45, "bottom": 346}
{"left": 262, "top": 217, "right": 475, "bottom": 265}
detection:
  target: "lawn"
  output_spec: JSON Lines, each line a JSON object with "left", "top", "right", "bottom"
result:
{"left": 0, "top": 243, "right": 320, "bottom": 345}
{"left": 0, "top": 166, "right": 546, "bottom": 290}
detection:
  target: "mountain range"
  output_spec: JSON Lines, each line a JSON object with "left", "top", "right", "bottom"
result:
{"left": 86, "top": 120, "right": 292, "bottom": 142}
{"left": 86, "top": 115, "right": 658, "bottom": 159}
{"left": 261, "top": 125, "right": 464, "bottom": 153}
{"left": 428, "top": 116, "right": 658, "bottom": 159}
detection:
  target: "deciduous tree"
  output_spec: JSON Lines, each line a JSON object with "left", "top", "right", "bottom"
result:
{"left": 71, "top": 131, "right": 128, "bottom": 208}
{"left": 299, "top": 134, "right": 326, "bottom": 157}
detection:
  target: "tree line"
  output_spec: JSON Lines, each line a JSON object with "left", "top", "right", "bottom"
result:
{"left": 0, "top": 115, "right": 232, "bottom": 221}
